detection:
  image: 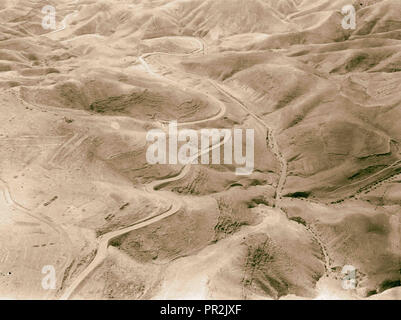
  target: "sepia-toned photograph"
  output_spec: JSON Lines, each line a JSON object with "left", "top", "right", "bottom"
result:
{"left": 0, "top": 0, "right": 400, "bottom": 303}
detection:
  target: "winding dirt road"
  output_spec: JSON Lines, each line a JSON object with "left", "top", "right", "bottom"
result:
{"left": 60, "top": 120, "right": 232, "bottom": 300}
{"left": 36, "top": 1, "right": 332, "bottom": 298}
{"left": 137, "top": 37, "right": 227, "bottom": 125}
{"left": 60, "top": 35, "right": 230, "bottom": 299}
{"left": 137, "top": 34, "right": 336, "bottom": 294}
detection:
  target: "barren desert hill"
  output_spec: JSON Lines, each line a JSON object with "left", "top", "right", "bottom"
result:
{"left": 0, "top": 0, "right": 399, "bottom": 300}
{"left": 282, "top": 196, "right": 400, "bottom": 296}
{"left": 162, "top": 52, "right": 401, "bottom": 201}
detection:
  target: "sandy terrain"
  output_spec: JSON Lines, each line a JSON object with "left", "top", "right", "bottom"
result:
{"left": 0, "top": 0, "right": 399, "bottom": 300}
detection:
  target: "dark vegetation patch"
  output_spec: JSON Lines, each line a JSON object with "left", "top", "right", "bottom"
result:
{"left": 246, "top": 195, "right": 270, "bottom": 208}
{"left": 89, "top": 90, "right": 150, "bottom": 114}
{"left": 241, "top": 235, "right": 298, "bottom": 299}
{"left": 213, "top": 198, "right": 250, "bottom": 242}
{"left": 110, "top": 238, "right": 122, "bottom": 248}
{"left": 287, "top": 191, "right": 310, "bottom": 199}
{"left": 214, "top": 215, "right": 247, "bottom": 238}
{"left": 380, "top": 279, "right": 401, "bottom": 292}
{"left": 346, "top": 53, "right": 369, "bottom": 71}
{"left": 347, "top": 165, "right": 387, "bottom": 181}
{"left": 289, "top": 216, "right": 307, "bottom": 226}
